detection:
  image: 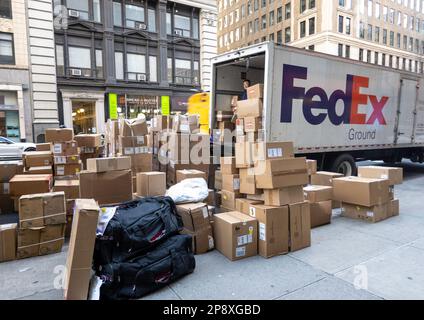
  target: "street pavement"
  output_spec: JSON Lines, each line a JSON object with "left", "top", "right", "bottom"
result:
{"left": 1, "top": 161, "right": 424, "bottom": 300}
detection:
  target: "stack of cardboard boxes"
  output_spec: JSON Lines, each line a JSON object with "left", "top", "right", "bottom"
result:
{"left": 216, "top": 110, "right": 235, "bottom": 143}
{"left": 0, "top": 161, "right": 23, "bottom": 214}
{"left": 10, "top": 174, "right": 53, "bottom": 212}
{"left": 105, "top": 119, "right": 120, "bottom": 157}
{"left": 22, "top": 151, "right": 53, "bottom": 175}
{"left": 53, "top": 179, "right": 80, "bottom": 237}
{"left": 311, "top": 171, "right": 344, "bottom": 209}
{"left": 150, "top": 115, "right": 173, "bottom": 173}
{"left": 303, "top": 185, "right": 333, "bottom": 228}
{"left": 74, "top": 134, "right": 104, "bottom": 170}
{"left": 219, "top": 156, "right": 242, "bottom": 210}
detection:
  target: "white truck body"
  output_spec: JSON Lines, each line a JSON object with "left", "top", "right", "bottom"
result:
{"left": 210, "top": 42, "right": 424, "bottom": 156}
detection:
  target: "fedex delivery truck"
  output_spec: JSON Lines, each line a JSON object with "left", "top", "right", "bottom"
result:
{"left": 210, "top": 42, "right": 424, "bottom": 175}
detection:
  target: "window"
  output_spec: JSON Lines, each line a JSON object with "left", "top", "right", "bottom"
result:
{"left": 374, "top": 52, "right": 379, "bottom": 65}
{"left": 368, "top": 0, "right": 372, "bottom": 17}
{"left": 254, "top": 18, "right": 259, "bottom": 32}
{"left": 309, "top": 17, "right": 315, "bottom": 35}
{"left": 346, "top": 17, "right": 351, "bottom": 35}
{"left": 367, "top": 50, "right": 371, "bottom": 63}
{"left": 175, "top": 59, "right": 192, "bottom": 85}
{"left": 261, "top": 0, "right": 266, "bottom": 8}
{"left": 300, "top": 21, "right": 306, "bottom": 38}
{"left": 345, "top": 45, "right": 350, "bottom": 58}
{"left": 0, "top": 0, "right": 12, "bottom": 19}
{"left": 68, "top": 46, "right": 91, "bottom": 76}
{"left": 277, "top": 7, "right": 283, "bottom": 23}
{"left": 397, "top": 33, "right": 401, "bottom": 48}
{"left": 175, "top": 15, "right": 191, "bottom": 37}
{"left": 149, "top": 56, "right": 157, "bottom": 82}
{"left": 367, "top": 24, "right": 372, "bottom": 40}
{"left": 93, "top": 0, "right": 101, "bottom": 22}
{"left": 67, "top": 0, "right": 89, "bottom": 20}
{"left": 269, "top": 33, "right": 275, "bottom": 41}
{"left": 0, "top": 32, "right": 14, "bottom": 65}
{"left": 309, "top": 45, "right": 315, "bottom": 51}
{"left": 262, "top": 15, "right": 267, "bottom": 30}
{"left": 285, "top": 3, "right": 291, "bottom": 19}
{"left": 95, "top": 49, "right": 103, "bottom": 78}
{"left": 383, "top": 5, "right": 388, "bottom": 21}
{"left": 383, "top": 29, "right": 387, "bottom": 44}
{"left": 359, "top": 48, "right": 364, "bottom": 61}
{"left": 300, "top": 0, "right": 306, "bottom": 13}
{"left": 338, "top": 43, "right": 343, "bottom": 57}
{"left": 193, "top": 17, "right": 199, "bottom": 39}
{"left": 254, "top": 0, "right": 259, "bottom": 11}
{"left": 113, "top": 2, "right": 122, "bottom": 26}
{"left": 382, "top": 53, "right": 386, "bottom": 66}
{"left": 166, "top": 12, "right": 172, "bottom": 34}
{"left": 338, "top": 16, "right": 344, "bottom": 33}
{"left": 167, "top": 58, "right": 173, "bottom": 83}
{"left": 125, "top": 4, "right": 145, "bottom": 29}
{"left": 56, "top": 45, "right": 64, "bottom": 76}
{"left": 285, "top": 27, "right": 291, "bottom": 43}
{"left": 277, "top": 30, "right": 282, "bottom": 44}
{"left": 389, "top": 55, "right": 393, "bottom": 68}
{"left": 375, "top": 26, "right": 380, "bottom": 42}
{"left": 127, "top": 53, "right": 146, "bottom": 81}
{"left": 359, "top": 21, "right": 365, "bottom": 38}
{"left": 309, "top": 0, "right": 316, "bottom": 9}
{"left": 269, "top": 11, "right": 275, "bottom": 27}
{"left": 148, "top": 9, "right": 156, "bottom": 32}
{"left": 403, "top": 35, "right": 407, "bottom": 50}
{"left": 115, "top": 52, "right": 124, "bottom": 80}
{"left": 375, "top": 2, "right": 380, "bottom": 19}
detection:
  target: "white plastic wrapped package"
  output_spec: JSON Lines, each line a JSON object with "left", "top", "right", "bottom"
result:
{"left": 166, "top": 178, "right": 209, "bottom": 204}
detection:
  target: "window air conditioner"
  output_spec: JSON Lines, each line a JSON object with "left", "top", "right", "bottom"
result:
{"left": 137, "top": 74, "right": 147, "bottom": 81}
{"left": 135, "top": 22, "right": 147, "bottom": 30}
{"left": 68, "top": 10, "right": 80, "bottom": 18}
{"left": 70, "top": 68, "right": 82, "bottom": 76}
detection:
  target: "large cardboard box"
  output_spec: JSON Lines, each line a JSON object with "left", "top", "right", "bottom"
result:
{"left": 358, "top": 166, "right": 403, "bottom": 186}
{"left": 236, "top": 99, "right": 263, "bottom": 118}
{"left": 130, "top": 153, "right": 153, "bottom": 173}
{"left": 222, "top": 174, "right": 240, "bottom": 192}
{"left": 239, "top": 168, "right": 259, "bottom": 195}
{"left": 288, "top": 202, "right": 311, "bottom": 252}
{"left": 86, "top": 157, "right": 131, "bottom": 173}
{"left": 54, "top": 155, "right": 80, "bottom": 165}
{"left": 17, "top": 225, "right": 65, "bottom": 259}
{"left": 247, "top": 84, "right": 264, "bottom": 99}
{"left": 333, "top": 176, "right": 390, "bottom": 207}
{"left": 213, "top": 211, "right": 258, "bottom": 261}
{"left": 79, "top": 170, "right": 133, "bottom": 205}
{"left": 176, "top": 202, "right": 210, "bottom": 232}
{"left": 136, "top": 171, "right": 166, "bottom": 197}
{"left": 310, "top": 171, "right": 344, "bottom": 186}
{"left": 310, "top": 200, "right": 332, "bottom": 228}
{"left": 235, "top": 141, "right": 254, "bottom": 168}
{"left": 10, "top": 174, "right": 52, "bottom": 197}
{"left": 255, "top": 158, "right": 308, "bottom": 189}
{"left": 23, "top": 151, "right": 53, "bottom": 168}
{"left": 36, "top": 143, "right": 51, "bottom": 151}
{"left": 181, "top": 225, "right": 214, "bottom": 254}
{"left": 0, "top": 223, "right": 17, "bottom": 262}
{"left": 176, "top": 169, "right": 207, "bottom": 183}
{"left": 221, "top": 190, "right": 243, "bottom": 210}
{"left": 307, "top": 160, "right": 318, "bottom": 175}
{"left": 24, "top": 166, "right": 53, "bottom": 175}
{"left": 54, "top": 163, "right": 82, "bottom": 176}
{"left": 45, "top": 128, "right": 74, "bottom": 143}
{"left": 52, "top": 141, "right": 79, "bottom": 156}
{"left": 64, "top": 199, "right": 99, "bottom": 300}
{"left": 254, "top": 142, "right": 294, "bottom": 161}
{"left": 249, "top": 204, "right": 289, "bottom": 258}
{"left": 235, "top": 198, "right": 263, "bottom": 215}
{"left": 53, "top": 180, "right": 79, "bottom": 199}
{"left": 0, "top": 161, "right": 23, "bottom": 182}
{"left": 341, "top": 202, "right": 389, "bottom": 223}
{"left": 120, "top": 118, "right": 148, "bottom": 137}
{"left": 119, "top": 136, "right": 148, "bottom": 155}
{"left": 74, "top": 134, "right": 102, "bottom": 148}
{"left": 303, "top": 185, "right": 333, "bottom": 203}
{"left": 264, "top": 186, "right": 304, "bottom": 206}
{"left": 220, "top": 157, "right": 238, "bottom": 174}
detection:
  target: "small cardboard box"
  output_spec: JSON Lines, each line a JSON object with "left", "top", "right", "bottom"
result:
{"left": 254, "top": 142, "right": 294, "bottom": 161}
{"left": 389, "top": 199, "right": 400, "bottom": 217}
{"left": 235, "top": 198, "right": 263, "bottom": 215}
{"left": 310, "top": 171, "right": 344, "bottom": 186}
{"left": 358, "top": 166, "right": 403, "bottom": 186}
{"left": 54, "top": 163, "right": 82, "bottom": 176}
{"left": 288, "top": 202, "right": 311, "bottom": 252}
{"left": 182, "top": 225, "right": 214, "bottom": 255}
{"left": 222, "top": 174, "right": 240, "bottom": 192}
{"left": 52, "top": 141, "right": 79, "bottom": 156}
{"left": 24, "top": 166, "right": 53, "bottom": 175}
{"left": 247, "top": 84, "right": 264, "bottom": 99}
{"left": 220, "top": 157, "right": 238, "bottom": 175}
{"left": 255, "top": 158, "right": 308, "bottom": 189}
{"left": 130, "top": 153, "right": 154, "bottom": 174}
{"left": 264, "top": 186, "right": 304, "bottom": 206}
{"left": 54, "top": 180, "right": 80, "bottom": 200}
{"left": 45, "top": 128, "right": 74, "bottom": 143}
{"left": 54, "top": 155, "right": 80, "bottom": 165}
{"left": 235, "top": 141, "right": 254, "bottom": 168}
{"left": 36, "top": 143, "right": 51, "bottom": 151}
{"left": 333, "top": 176, "right": 390, "bottom": 207}
{"left": 23, "top": 151, "right": 53, "bottom": 168}
{"left": 215, "top": 170, "right": 222, "bottom": 190}
{"left": 86, "top": 157, "right": 131, "bottom": 173}
{"left": 64, "top": 199, "right": 100, "bottom": 300}
{"left": 221, "top": 190, "right": 243, "bottom": 210}
{"left": 341, "top": 202, "right": 389, "bottom": 223}
{"left": 310, "top": 200, "right": 332, "bottom": 228}
{"left": 136, "top": 171, "right": 166, "bottom": 197}
{"left": 239, "top": 168, "right": 259, "bottom": 195}
{"left": 10, "top": 174, "right": 53, "bottom": 197}
{"left": 176, "top": 169, "right": 207, "bottom": 183}
{"left": 0, "top": 223, "right": 17, "bottom": 262}
{"left": 303, "top": 185, "right": 333, "bottom": 203}
{"left": 244, "top": 117, "right": 261, "bottom": 132}
{"left": 74, "top": 134, "right": 102, "bottom": 148}
{"left": 0, "top": 161, "right": 23, "bottom": 182}
{"left": 213, "top": 211, "right": 258, "bottom": 261}
{"left": 119, "top": 136, "right": 148, "bottom": 155}
{"left": 307, "top": 160, "right": 318, "bottom": 175}
{"left": 120, "top": 118, "right": 148, "bottom": 137}
{"left": 176, "top": 202, "right": 210, "bottom": 232}
{"left": 249, "top": 204, "right": 289, "bottom": 258}
{"left": 236, "top": 99, "right": 263, "bottom": 118}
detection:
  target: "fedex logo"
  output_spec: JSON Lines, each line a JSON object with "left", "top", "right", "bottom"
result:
{"left": 280, "top": 64, "right": 389, "bottom": 126}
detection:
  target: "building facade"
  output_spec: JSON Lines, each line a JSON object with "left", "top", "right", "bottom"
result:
{"left": 52, "top": 0, "right": 217, "bottom": 135}
{"left": 217, "top": 0, "right": 424, "bottom": 74}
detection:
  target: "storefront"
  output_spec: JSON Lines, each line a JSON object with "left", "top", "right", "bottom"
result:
{"left": 0, "top": 89, "right": 25, "bottom": 142}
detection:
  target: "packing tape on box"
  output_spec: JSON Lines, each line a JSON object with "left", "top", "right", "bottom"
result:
{"left": 20, "top": 212, "right": 66, "bottom": 224}
{"left": 17, "top": 237, "right": 65, "bottom": 251}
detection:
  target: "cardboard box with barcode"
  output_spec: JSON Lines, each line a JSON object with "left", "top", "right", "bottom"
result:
{"left": 358, "top": 166, "right": 403, "bottom": 186}
{"left": 86, "top": 157, "right": 131, "bottom": 173}
{"left": 119, "top": 136, "right": 149, "bottom": 155}
{"left": 341, "top": 202, "right": 389, "bottom": 223}
{"left": 221, "top": 173, "right": 240, "bottom": 192}
{"left": 263, "top": 186, "right": 304, "bottom": 206}
{"left": 172, "top": 114, "right": 200, "bottom": 134}
{"left": 136, "top": 171, "right": 166, "bottom": 197}
{"left": 213, "top": 211, "right": 258, "bottom": 261}
{"left": 54, "top": 163, "right": 82, "bottom": 177}
{"left": 74, "top": 134, "right": 102, "bottom": 148}
{"left": 176, "top": 202, "right": 211, "bottom": 232}
{"left": 10, "top": 174, "right": 53, "bottom": 197}
{"left": 181, "top": 225, "right": 214, "bottom": 255}
{"left": 53, "top": 155, "right": 80, "bottom": 165}
{"left": 288, "top": 201, "right": 311, "bottom": 252}
{"left": 23, "top": 151, "right": 53, "bottom": 168}
{"left": 176, "top": 169, "right": 207, "bottom": 183}
{"left": 52, "top": 141, "right": 79, "bottom": 156}
{"left": 45, "top": 128, "right": 74, "bottom": 143}
{"left": 0, "top": 223, "right": 17, "bottom": 262}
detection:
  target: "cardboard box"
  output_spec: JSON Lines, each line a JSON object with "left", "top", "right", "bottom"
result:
{"left": 215, "top": 170, "right": 222, "bottom": 190}
{"left": 54, "top": 155, "right": 80, "bottom": 165}
{"left": 310, "top": 200, "right": 332, "bottom": 228}
{"left": 64, "top": 199, "right": 100, "bottom": 300}
{"left": 249, "top": 204, "right": 289, "bottom": 258}
{"left": 0, "top": 195, "right": 14, "bottom": 214}
{"left": 173, "top": 114, "right": 200, "bottom": 133}
{"left": 167, "top": 163, "right": 209, "bottom": 186}
{"left": 17, "top": 225, "right": 65, "bottom": 259}
{"left": 247, "top": 84, "right": 264, "bottom": 99}
{"left": 79, "top": 170, "right": 133, "bottom": 205}
{"left": 239, "top": 168, "right": 259, "bottom": 195}
{"left": 130, "top": 153, "right": 154, "bottom": 173}
{"left": 0, "top": 223, "right": 17, "bottom": 262}
{"left": 136, "top": 171, "right": 166, "bottom": 197}
{"left": 235, "top": 141, "right": 254, "bottom": 168}
{"left": 358, "top": 166, "right": 403, "bottom": 186}
{"left": 36, "top": 143, "right": 51, "bottom": 151}
{"left": 255, "top": 158, "right": 308, "bottom": 189}
{"left": 220, "top": 157, "right": 238, "bottom": 175}
{"left": 10, "top": 174, "right": 53, "bottom": 197}
{"left": 246, "top": 193, "right": 265, "bottom": 201}
{"left": 74, "top": 134, "right": 102, "bottom": 148}
{"left": 235, "top": 118, "right": 244, "bottom": 136}
{"left": 213, "top": 211, "right": 258, "bottom": 261}
{"left": 52, "top": 141, "right": 79, "bottom": 156}
{"left": 389, "top": 199, "right": 400, "bottom": 217}
{"left": 176, "top": 169, "right": 207, "bottom": 183}
{"left": 333, "top": 176, "right": 390, "bottom": 207}
{"left": 53, "top": 180, "right": 79, "bottom": 199}
{"left": 341, "top": 202, "right": 389, "bottom": 223}
{"left": 0, "top": 161, "right": 23, "bottom": 182}
{"left": 45, "top": 128, "right": 74, "bottom": 143}
{"left": 120, "top": 118, "right": 148, "bottom": 137}
{"left": 39, "top": 224, "right": 65, "bottom": 256}
{"left": 243, "top": 117, "right": 261, "bottom": 133}
{"left": 176, "top": 202, "right": 210, "bottom": 232}
{"left": 288, "top": 202, "right": 311, "bottom": 252}
{"left": 221, "top": 190, "right": 243, "bottom": 210}
{"left": 310, "top": 171, "right": 344, "bottom": 186}
{"left": 236, "top": 99, "right": 263, "bottom": 118}
{"left": 151, "top": 115, "right": 170, "bottom": 132}
{"left": 307, "top": 160, "right": 318, "bottom": 175}
{"left": 264, "top": 186, "right": 304, "bottom": 206}
{"left": 23, "top": 151, "right": 53, "bottom": 168}
{"left": 235, "top": 198, "right": 263, "bottom": 215}
{"left": 86, "top": 157, "right": 131, "bottom": 173}
{"left": 54, "top": 163, "right": 82, "bottom": 176}
{"left": 303, "top": 185, "right": 333, "bottom": 203}
{"left": 24, "top": 166, "right": 53, "bottom": 175}
{"left": 182, "top": 225, "right": 214, "bottom": 255}
{"left": 222, "top": 174, "right": 240, "bottom": 192}
{"left": 119, "top": 136, "right": 148, "bottom": 155}
{"left": 254, "top": 142, "right": 294, "bottom": 161}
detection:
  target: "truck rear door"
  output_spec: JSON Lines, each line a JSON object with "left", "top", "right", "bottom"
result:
{"left": 396, "top": 78, "right": 419, "bottom": 144}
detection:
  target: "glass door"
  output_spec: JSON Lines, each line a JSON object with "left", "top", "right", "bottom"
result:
{"left": 72, "top": 101, "right": 97, "bottom": 134}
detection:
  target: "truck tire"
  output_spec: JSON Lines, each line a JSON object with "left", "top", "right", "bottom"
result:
{"left": 330, "top": 153, "right": 357, "bottom": 176}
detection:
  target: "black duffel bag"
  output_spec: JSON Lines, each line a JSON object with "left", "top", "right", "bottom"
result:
{"left": 93, "top": 196, "right": 183, "bottom": 270}
{"left": 98, "top": 234, "right": 195, "bottom": 300}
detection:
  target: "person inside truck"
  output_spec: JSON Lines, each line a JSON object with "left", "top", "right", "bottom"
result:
{"left": 240, "top": 79, "right": 251, "bottom": 101}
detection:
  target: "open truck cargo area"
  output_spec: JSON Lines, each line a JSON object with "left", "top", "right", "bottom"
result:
{"left": 210, "top": 42, "right": 424, "bottom": 175}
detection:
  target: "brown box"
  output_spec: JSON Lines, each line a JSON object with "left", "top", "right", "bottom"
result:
{"left": 45, "top": 128, "right": 74, "bottom": 143}
{"left": 239, "top": 168, "right": 259, "bottom": 195}
{"left": 54, "top": 180, "right": 79, "bottom": 200}
{"left": 215, "top": 170, "right": 222, "bottom": 190}
{"left": 136, "top": 172, "right": 166, "bottom": 197}
{"left": 74, "top": 134, "right": 102, "bottom": 148}
{"left": 176, "top": 202, "right": 210, "bottom": 232}
{"left": 247, "top": 84, "right": 264, "bottom": 99}
{"left": 173, "top": 114, "right": 199, "bottom": 133}
{"left": 221, "top": 190, "right": 243, "bottom": 210}
{"left": 151, "top": 115, "right": 170, "bottom": 132}
{"left": 220, "top": 157, "right": 238, "bottom": 175}
{"left": 307, "top": 160, "right": 318, "bottom": 175}
{"left": 39, "top": 224, "right": 65, "bottom": 256}
{"left": 119, "top": 136, "right": 148, "bottom": 155}
{"left": 236, "top": 99, "right": 263, "bottom": 118}
{"left": 86, "top": 157, "right": 131, "bottom": 173}
{"left": 254, "top": 142, "right": 294, "bottom": 161}
{"left": 120, "top": 118, "right": 148, "bottom": 137}
{"left": 213, "top": 211, "right": 258, "bottom": 261}
{"left": 303, "top": 185, "right": 333, "bottom": 203}
{"left": 310, "top": 200, "right": 332, "bottom": 228}
{"left": 23, "top": 151, "right": 53, "bottom": 168}
{"left": 333, "top": 176, "right": 390, "bottom": 207}
{"left": 130, "top": 153, "right": 154, "bottom": 173}
{"left": 36, "top": 143, "right": 51, "bottom": 151}
{"left": 17, "top": 225, "right": 65, "bottom": 259}
{"left": 310, "top": 171, "right": 344, "bottom": 186}
{"left": 243, "top": 117, "right": 261, "bottom": 133}
{"left": 176, "top": 169, "right": 207, "bottom": 183}
{"left": 288, "top": 202, "right": 311, "bottom": 252}
{"left": 222, "top": 174, "right": 240, "bottom": 192}
{"left": 205, "top": 189, "right": 215, "bottom": 206}
{"left": 264, "top": 186, "right": 304, "bottom": 206}
{"left": 0, "top": 223, "right": 17, "bottom": 262}
{"left": 10, "top": 174, "right": 52, "bottom": 197}
{"left": 79, "top": 170, "right": 133, "bottom": 206}
{"left": 24, "top": 166, "right": 53, "bottom": 175}
{"left": 255, "top": 158, "right": 308, "bottom": 189}
{"left": 235, "top": 141, "right": 254, "bottom": 168}
{"left": 0, "top": 161, "right": 23, "bottom": 182}
{"left": 52, "top": 141, "right": 79, "bottom": 156}
{"left": 249, "top": 204, "right": 289, "bottom": 258}
{"left": 358, "top": 166, "right": 403, "bottom": 186}
{"left": 235, "top": 198, "right": 263, "bottom": 215}
{"left": 182, "top": 225, "right": 214, "bottom": 254}
{"left": 53, "top": 155, "right": 80, "bottom": 165}
{"left": 54, "top": 163, "right": 82, "bottom": 176}
{"left": 246, "top": 193, "right": 265, "bottom": 201}
{"left": 64, "top": 199, "right": 100, "bottom": 300}
{"left": 389, "top": 199, "right": 400, "bottom": 217}
{"left": 341, "top": 202, "right": 389, "bottom": 223}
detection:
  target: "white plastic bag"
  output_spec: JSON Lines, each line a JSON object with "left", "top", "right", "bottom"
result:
{"left": 166, "top": 178, "right": 209, "bottom": 204}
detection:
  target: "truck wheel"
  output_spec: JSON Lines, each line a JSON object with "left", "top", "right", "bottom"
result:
{"left": 330, "top": 154, "right": 357, "bottom": 176}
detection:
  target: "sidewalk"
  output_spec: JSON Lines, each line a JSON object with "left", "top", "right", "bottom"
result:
{"left": 1, "top": 161, "right": 424, "bottom": 300}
